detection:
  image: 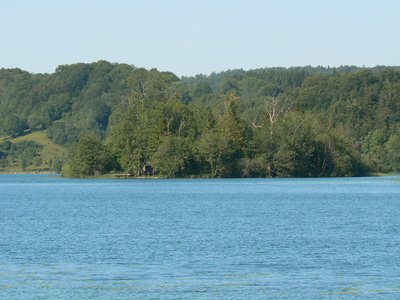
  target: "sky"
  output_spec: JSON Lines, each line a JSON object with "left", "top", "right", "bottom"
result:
{"left": 1, "top": 0, "right": 400, "bottom": 76}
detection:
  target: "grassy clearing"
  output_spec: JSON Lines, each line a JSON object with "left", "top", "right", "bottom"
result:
{"left": 12, "top": 131, "right": 65, "bottom": 158}
{"left": 0, "top": 131, "right": 66, "bottom": 173}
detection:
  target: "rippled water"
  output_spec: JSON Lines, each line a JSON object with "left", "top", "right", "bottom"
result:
{"left": 1, "top": 175, "right": 400, "bottom": 299}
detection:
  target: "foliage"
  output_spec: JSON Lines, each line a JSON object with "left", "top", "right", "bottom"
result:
{"left": 63, "top": 133, "right": 114, "bottom": 177}
{"left": 2, "top": 62, "right": 400, "bottom": 177}
{"left": 0, "top": 131, "right": 65, "bottom": 172}
{"left": 0, "top": 140, "right": 42, "bottom": 171}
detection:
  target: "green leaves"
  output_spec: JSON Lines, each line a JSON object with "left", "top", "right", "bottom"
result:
{"left": 64, "top": 133, "right": 113, "bottom": 177}
{"left": 4, "top": 63, "right": 400, "bottom": 177}
{"left": 152, "top": 135, "right": 194, "bottom": 177}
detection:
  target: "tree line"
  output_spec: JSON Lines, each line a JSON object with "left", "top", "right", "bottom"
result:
{"left": 1, "top": 61, "right": 400, "bottom": 177}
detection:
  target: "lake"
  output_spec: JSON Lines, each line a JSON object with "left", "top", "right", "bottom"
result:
{"left": 0, "top": 175, "right": 399, "bottom": 299}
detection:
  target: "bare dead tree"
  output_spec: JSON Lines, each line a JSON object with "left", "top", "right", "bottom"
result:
{"left": 249, "top": 120, "right": 262, "bottom": 128}
{"left": 178, "top": 119, "right": 185, "bottom": 136}
{"left": 264, "top": 96, "right": 292, "bottom": 136}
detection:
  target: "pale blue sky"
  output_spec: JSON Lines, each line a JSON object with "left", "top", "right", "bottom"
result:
{"left": 1, "top": 0, "right": 399, "bottom": 76}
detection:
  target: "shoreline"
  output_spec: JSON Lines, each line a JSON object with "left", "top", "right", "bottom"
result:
{"left": 0, "top": 171, "right": 398, "bottom": 179}
{"left": 0, "top": 171, "right": 58, "bottom": 175}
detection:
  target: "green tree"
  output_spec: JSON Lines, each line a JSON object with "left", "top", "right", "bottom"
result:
{"left": 152, "top": 135, "right": 194, "bottom": 177}
{"left": 385, "top": 133, "right": 400, "bottom": 171}
{"left": 198, "top": 94, "right": 246, "bottom": 177}
{"left": 64, "top": 133, "right": 113, "bottom": 177}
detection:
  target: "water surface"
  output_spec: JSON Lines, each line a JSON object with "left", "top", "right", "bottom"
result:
{"left": 1, "top": 175, "right": 400, "bottom": 299}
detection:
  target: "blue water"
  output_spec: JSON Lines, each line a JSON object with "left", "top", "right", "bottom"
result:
{"left": 0, "top": 175, "right": 400, "bottom": 299}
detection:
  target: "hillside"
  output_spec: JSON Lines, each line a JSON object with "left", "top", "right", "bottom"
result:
{"left": 0, "top": 131, "right": 65, "bottom": 173}
{"left": 1, "top": 61, "right": 400, "bottom": 177}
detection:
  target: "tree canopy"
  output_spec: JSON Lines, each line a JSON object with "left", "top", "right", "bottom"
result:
{"left": 1, "top": 61, "right": 400, "bottom": 177}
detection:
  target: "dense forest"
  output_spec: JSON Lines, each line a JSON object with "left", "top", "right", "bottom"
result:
{"left": 1, "top": 61, "right": 400, "bottom": 177}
